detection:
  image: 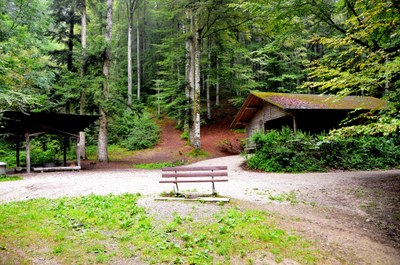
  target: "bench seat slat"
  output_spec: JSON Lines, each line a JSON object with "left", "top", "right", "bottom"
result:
{"left": 162, "top": 172, "right": 227, "bottom": 178}
{"left": 160, "top": 179, "right": 228, "bottom": 183}
{"left": 162, "top": 166, "right": 227, "bottom": 172}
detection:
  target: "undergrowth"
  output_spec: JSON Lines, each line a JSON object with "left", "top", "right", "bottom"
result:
{"left": 247, "top": 128, "right": 400, "bottom": 172}
{"left": 133, "top": 161, "right": 185, "bottom": 169}
{"left": 0, "top": 175, "right": 23, "bottom": 182}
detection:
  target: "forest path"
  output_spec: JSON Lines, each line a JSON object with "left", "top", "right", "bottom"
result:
{"left": 83, "top": 113, "right": 244, "bottom": 170}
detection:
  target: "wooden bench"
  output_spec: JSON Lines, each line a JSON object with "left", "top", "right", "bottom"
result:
{"left": 33, "top": 166, "right": 81, "bottom": 173}
{"left": 160, "top": 166, "right": 228, "bottom": 195}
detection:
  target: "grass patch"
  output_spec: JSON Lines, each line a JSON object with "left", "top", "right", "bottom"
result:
{"left": 188, "top": 149, "right": 210, "bottom": 158}
{"left": 0, "top": 194, "right": 332, "bottom": 264}
{"left": 0, "top": 175, "right": 23, "bottom": 182}
{"left": 133, "top": 161, "right": 185, "bottom": 169}
{"left": 86, "top": 145, "right": 138, "bottom": 161}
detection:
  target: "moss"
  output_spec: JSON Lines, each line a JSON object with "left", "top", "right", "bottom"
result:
{"left": 250, "top": 91, "right": 387, "bottom": 110}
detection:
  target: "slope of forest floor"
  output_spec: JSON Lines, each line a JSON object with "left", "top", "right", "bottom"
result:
{"left": 83, "top": 103, "right": 245, "bottom": 170}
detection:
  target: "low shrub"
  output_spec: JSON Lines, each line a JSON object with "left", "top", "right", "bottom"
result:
{"left": 247, "top": 128, "right": 400, "bottom": 172}
{"left": 108, "top": 111, "right": 160, "bottom": 151}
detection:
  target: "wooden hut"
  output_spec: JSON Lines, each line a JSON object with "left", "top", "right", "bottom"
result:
{"left": 230, "top": 92, "right": 387, "bottom": 148}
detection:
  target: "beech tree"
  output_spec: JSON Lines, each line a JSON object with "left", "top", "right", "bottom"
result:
{"left": 98, "top": 0, "right": 114, "bottom": 162}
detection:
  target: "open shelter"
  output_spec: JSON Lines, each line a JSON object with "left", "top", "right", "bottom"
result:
{"left": 0, "top": 111, "right": 98, "bottom": 173}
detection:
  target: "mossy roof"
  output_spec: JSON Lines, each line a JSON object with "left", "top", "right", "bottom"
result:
{"left": 251, "top": 92, "right": 387, "bottom": 110}
{"left": 230, "top": 92, "right": 387, "bottom": 128}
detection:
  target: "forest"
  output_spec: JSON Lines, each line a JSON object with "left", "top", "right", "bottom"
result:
{"left": 0, "top": 0, "right": 399, "bottom": 161}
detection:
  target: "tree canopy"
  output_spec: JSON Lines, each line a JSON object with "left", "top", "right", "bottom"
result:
{"left": 0, "top": 0, "right": 398, "bottom": 157}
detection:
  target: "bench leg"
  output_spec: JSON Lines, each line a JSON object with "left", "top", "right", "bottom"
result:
{"left": 173, "top": 183, "right": 179, "bottom": 196}
{"left": 211, "top": 182, "right": 216, "bottom": 195}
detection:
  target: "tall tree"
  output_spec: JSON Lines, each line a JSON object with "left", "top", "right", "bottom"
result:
{"left": 79, "top": 0, "right": 88, "bottom": 159}
{"left": 98, "top": 0, "right": 114, "bottom": 162}
{"left": 127, "top": 0, "right": 139, "bottom": 106}
{"left": 80, "top": 0, "right": 87, "bottom": 114}
{"left": 136, "top": 3, "right": 142, "bottom": 101}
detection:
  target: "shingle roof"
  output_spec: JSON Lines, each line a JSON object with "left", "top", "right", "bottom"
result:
{"left": 251, "top": 92, "right": 387, "bottom": 110}
{"left": 230, "top": 92, "right": 387, "bottom": 128}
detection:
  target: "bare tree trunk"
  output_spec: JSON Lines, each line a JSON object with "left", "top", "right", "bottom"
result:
{"left": 206, "top": 38, "right": 211, "bottom": 120}
{"left": 188, "top": 14, "right": 196, "bottom": 146}
{"left": 127, "top": 2, "right": 133, "bottom": 106}
{"left": 192, "top": 28, "right": 201, "bottom": 150}
{"left": 184, "top": 23, "right": 191, "bottom": 139}
{"left": 136, "top": 7, "right": 141, "bottom": 101}
{"left": 79, "top": 0, "right": 87, "bottom": 160}
{"left": 216, "top": 58, "right": 220, "bottom": 107}
{"left": 80, "top": 0, "right": 87, "bottom": 115}
{"left": 98, "top": 0, "right": 114, "bottom": 162}
{"left": 127, "top": 0, "right": 138, "bottom": 106}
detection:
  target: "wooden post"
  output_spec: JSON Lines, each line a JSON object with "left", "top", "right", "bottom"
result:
{"left": 25, "top": 130, "right": 31, "bottom": 173}
{"left": 79, "top": 131, "right": 86, "bottom": 159}
{"left": 76, "top": 134, "right": 81, "bottom": 168}
{"left": 293, "top": 115, "right": 297, "bottom": 133}
{"left": 63, "top": 136, "right": 68, "bottom": 166}
{"left": 16, "top": 134, "right": 20, "bottom": 168}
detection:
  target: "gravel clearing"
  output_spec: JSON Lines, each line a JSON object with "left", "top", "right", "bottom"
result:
{"left": 1, "top": 155, "right": 399, "bottom": 264}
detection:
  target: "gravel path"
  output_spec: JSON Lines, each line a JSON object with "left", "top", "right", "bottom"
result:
{"left": 1, "top": 155, "right": 399, "bottom": 264}
{"left": 1, "top": 155, "right": 394, "bottom": 204}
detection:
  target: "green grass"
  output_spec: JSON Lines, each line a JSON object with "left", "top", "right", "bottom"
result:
{"left": 0, "top": 175, "right": 23, "bottom": 182}
{"left": 133, "top": 161, "right": 185, "bottom": 169}
{"left": 187, "top": 148, "right": 210, "bottom": 158}
{"left": 86, "top": 145, "right": 138, "bottom": 161}
{"left": 0, "top": 194, "right": 331, "bottom": 264}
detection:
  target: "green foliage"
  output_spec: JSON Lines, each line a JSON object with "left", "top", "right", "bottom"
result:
{"left": 305, "top": 0, "right": 400, "bottom": 97}
{"left": 0, "top": 0, "right": 55, "bottom": 113}
{"left": 248, "top": 128, "right": 400, "bottom": 172}
{"left": 0, "top": 135, "right": 76, "bottom": 168}
{"left": 133, "top": 161, "right": 185, "bottom": 169}
{"left": 108, "top": 110, "right": 160, "bottom": 151}
{"left": 0, "top": 175, "right": 23, "bottom": 182}
{"left": 187, "top": 149, "right": 210, "bottom": 158}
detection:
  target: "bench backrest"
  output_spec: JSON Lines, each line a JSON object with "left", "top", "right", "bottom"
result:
{"left": 162, "top": 166, "right": 228, "bottom": 178}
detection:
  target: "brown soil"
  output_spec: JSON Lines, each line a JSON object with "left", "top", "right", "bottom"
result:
{"left": 83, "top": 103, "right": 244, "bottom": 170}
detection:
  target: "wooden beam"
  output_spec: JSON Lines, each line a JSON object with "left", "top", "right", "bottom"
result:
{"left": 293, "top": 115, "right": 297, "bottom": 133}
{"left": 245, "top": 107, "right": 258, "bottom": 111}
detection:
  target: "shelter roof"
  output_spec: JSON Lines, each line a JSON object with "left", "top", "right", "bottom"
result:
{"left": 0, "top": 111, "right": 98, "bottom": 136}
{"left": 230, "top": 92, "right": 387, "bottom": 129}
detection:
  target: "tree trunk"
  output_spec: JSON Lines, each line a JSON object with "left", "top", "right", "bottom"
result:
{"left": 188, "top": 14, "right": 196, "bottom": 146}
{"left": 192, "top": 28, "right": 201, "bottom": 150}
{"left": 127, "top": 1, "right": 133, "bottom": 106}
{"left": 184, "top": 23, "right": 191, "bottom": 139}
{"left": 80, "top": 0, "right": 87, "bottom": 115}
{"left": 206, "top": 38, "right": 211, "bottom": 120}
{"left": 136, "top": 7, "right": 141, "bottom": 101}
{"left": 127, "top": 0, "right": 138, "bottom": 106}
{"left": 98, "top": 0, "right": 114, "bottom": 162}
{"left": 79, "top": 0, "right": 87, "bottom": 159}
{"left": 216, "top": 58, "right": 220, "bottom": 107}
